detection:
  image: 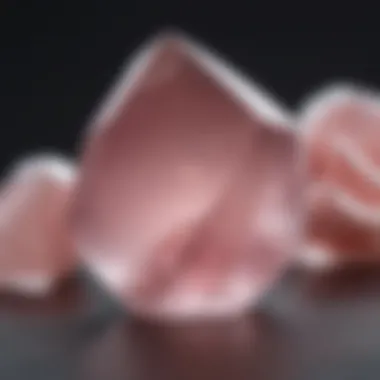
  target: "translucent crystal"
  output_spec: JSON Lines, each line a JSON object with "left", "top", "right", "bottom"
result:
{"left": 0, "top": 153, "right": 76, "bottom": 295}
{"left": 299, "top": 84, "right": 380, "bottom": 269}
{"left": 72, "top": 32, "right": 303, "bottom": 320}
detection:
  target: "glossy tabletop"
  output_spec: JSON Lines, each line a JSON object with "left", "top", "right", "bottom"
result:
{"left": 0, "top": 265, "right": 380, "bottom": 380}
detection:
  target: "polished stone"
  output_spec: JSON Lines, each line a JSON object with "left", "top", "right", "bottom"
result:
{"left": 0, "top": 154, "right": 76, "bottom": 295}
{"left": 299, "top": 84, "right": 380, "bottom": 268}
{"left": 72, "top": 32, "right": 303, "bottom": 320}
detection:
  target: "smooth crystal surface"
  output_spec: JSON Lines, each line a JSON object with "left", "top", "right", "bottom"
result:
{"left": 300, "top": 84, "right": 380, "bottom": 268}
{"left": 0, "top": 154, "right": 76, "bottom": 295}
{"left": 72, "top": 32, "right": 303, "bottom": 320}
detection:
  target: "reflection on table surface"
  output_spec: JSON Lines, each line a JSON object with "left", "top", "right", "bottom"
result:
{"left": 1, "top": 265, "right": 380, "bottom": 379}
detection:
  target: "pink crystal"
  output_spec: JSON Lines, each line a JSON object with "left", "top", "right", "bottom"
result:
{"left": 299, "top": 84, "right": 380, "bottom": 269}
{"left": 0, "top": 153, "right": 76, "bottom": 295}
{"left": 72, "top": 32, "right": 303, "bottom": 320}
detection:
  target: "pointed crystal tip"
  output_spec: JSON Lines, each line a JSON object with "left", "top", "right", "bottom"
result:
{"left": 90, "top": 29, "right": 291, "bottom": 136}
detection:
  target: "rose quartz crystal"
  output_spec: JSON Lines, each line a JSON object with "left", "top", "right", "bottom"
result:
{"left": 300, "top": 84, "right": 380, "bottom": 269}
{"left": 0, "top": 154, "right": 76, "bottom": 295}
{"left": 72, "top": 32, "right": 303, "bottom": 320}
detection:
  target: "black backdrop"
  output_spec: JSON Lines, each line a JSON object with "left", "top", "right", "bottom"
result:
{"left": 1, "top": 1, "right": 380, "bottom": 173}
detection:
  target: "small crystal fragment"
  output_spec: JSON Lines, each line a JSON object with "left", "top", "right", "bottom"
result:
{"left": 299, "top": 84, "right": 380, "bottom": 268}
{"left": 0, "top": 153, "right": 76, "bottom": 295}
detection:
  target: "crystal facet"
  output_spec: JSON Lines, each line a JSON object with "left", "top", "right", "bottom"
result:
{"left": 0, "top": 154, "right": 76, "bottom": 295}
{"left": 72, "top": 32, "right": 303, "bottom": 320}
{"left": 300, "top": 84, "right": 380, "bottom": 268}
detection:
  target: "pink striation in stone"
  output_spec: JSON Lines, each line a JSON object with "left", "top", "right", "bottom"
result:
{"left": 0, "top": 153, "right": 76, "bottom": 295}
{"left": 299, "top": 84, "right": 380, "bottom": 269}
{"left": 72, "top": 32, "right": 304, "bottom": 321}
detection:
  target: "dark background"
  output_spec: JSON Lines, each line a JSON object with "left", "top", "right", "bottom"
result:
{"left": 1, "top": 1, "right": 379, "bottom": 171}
{"left": 2, "top": 2, "right": 380, "bottom": 379}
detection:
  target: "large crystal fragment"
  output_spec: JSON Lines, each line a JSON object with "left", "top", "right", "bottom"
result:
{"left": 72, "top": 32, "right": 303, "bottom": 320}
